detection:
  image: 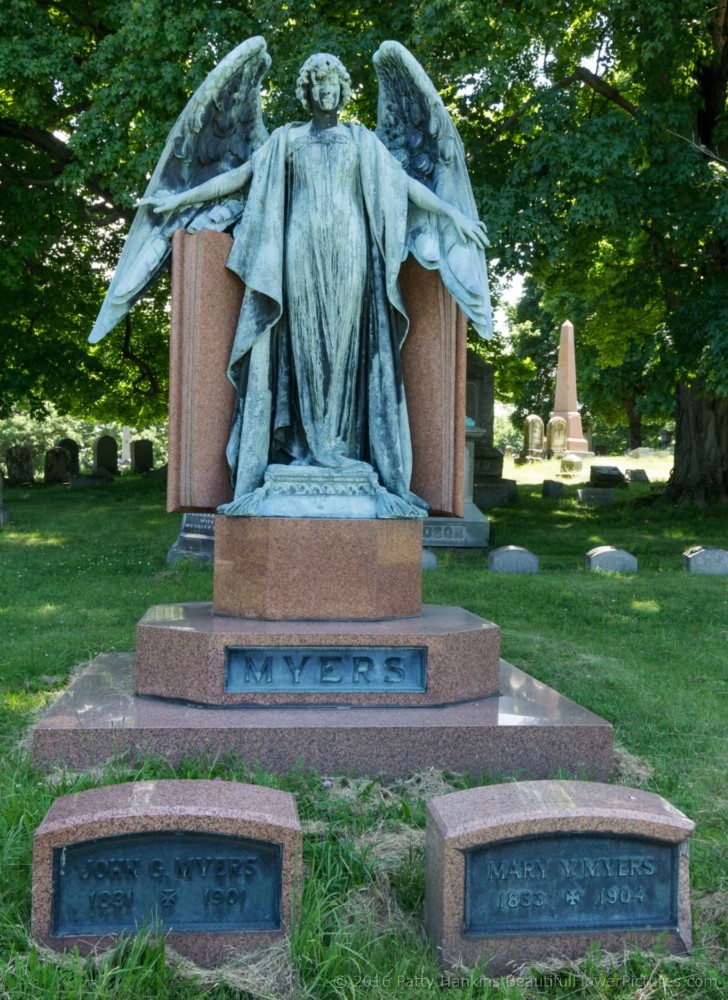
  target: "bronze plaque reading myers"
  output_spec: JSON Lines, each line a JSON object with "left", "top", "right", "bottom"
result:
{"left": 465, "top": 833, "right": 678, "bottom": 935}
{"left": 225, "top": 646, "right": 427, "bottom": 693}
{"left": 52, "top": 831, "right": 281, "bottom": 935}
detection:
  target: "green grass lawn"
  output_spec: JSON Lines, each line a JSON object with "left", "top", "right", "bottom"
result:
{"left": 0, "top": 466, "right": 726, "bottom": 999}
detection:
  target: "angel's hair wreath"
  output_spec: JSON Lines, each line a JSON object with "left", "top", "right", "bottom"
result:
{"left": 296, "top": 53, "right": 352, "bottom": 111}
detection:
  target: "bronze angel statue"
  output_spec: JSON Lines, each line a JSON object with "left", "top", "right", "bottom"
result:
{"left": 90, "top": 38, "right": 492, "bottom": 518}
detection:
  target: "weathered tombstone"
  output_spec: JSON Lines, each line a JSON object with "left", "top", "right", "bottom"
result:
{"left": 0, "top": 471, "right": 9, "bottom": 529}
{"left": 56, "top": 438, "right": 80, "bottom": 475}
{"left": 590, "top": 465, "right": 628, "bottom": 488}
{"left": 546, "top": 416, "right": 568, "bottom": 456}
{"left": 93, "top": 435, "right": 118, "bottom": 475}
{"left": 44, "top": 446, "right": 72, "bottom": 485}
{"left": 542, "top": 479, "right": 563, "bottom": 500}
{"left": 130, "top": 439, "right": 154, "bottom": 472}
{"left": 488, "top": 545, "right": 539, "bottom": 574}
{"left": 5, "top": 444, "right": 35, "bottom": 485}
{"left": 578, "top": 488, "right": 616, "bottom": 506}
{"left": 167, "top": 512, "right": 215, "bottom": 564}
{"left": 522, "top": 415, "right": 544, "bottom": 460}
{"left": 32, "top": 779, "right": 302, "bottom": 965}
{"left": 425, "top": 780, "right": 694, "bottom": 974}
{"left": 683, "top": 545, "right": 728, "bottom": 575}
{"left": 585, "top": 546, "right": 638, "bottom": 574}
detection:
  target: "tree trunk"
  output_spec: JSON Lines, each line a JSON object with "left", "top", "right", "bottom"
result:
{"left": 623, "top": 396, "right": 642, "bottom": 450}
{"left": 665, "top": 382, "right": 728, "bottom": 505}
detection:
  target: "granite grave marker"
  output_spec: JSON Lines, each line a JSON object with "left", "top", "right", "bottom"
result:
{"left": 425, "top": 780, "right": 694, "bottom": 974}
{"left": 32, "top": 779, "right": 302, "bottom": 965}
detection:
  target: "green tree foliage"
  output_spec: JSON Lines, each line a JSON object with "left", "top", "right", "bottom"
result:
{"left": 2, "top": 1, "right": 727, "bottom": 500}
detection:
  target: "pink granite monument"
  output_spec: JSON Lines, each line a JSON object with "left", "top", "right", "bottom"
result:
{"left": 33, "top": 40, "right": 613, "bottom": 782}
{"left": 549, "top": 320, "right": 590, "bottom": 454}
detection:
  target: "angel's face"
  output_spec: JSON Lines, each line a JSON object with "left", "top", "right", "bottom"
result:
{"left": 309, "top": 69, "right": 340, "bottom": 113}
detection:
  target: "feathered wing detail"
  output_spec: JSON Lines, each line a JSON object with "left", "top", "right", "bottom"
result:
{"left": 89, "top": 36, "right": 271, "bottom": 343}
{"left": 373, "top": 41, "right": 492, "bottom": 338}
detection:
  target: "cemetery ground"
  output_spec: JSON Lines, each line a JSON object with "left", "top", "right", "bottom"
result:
{"left": 0, "top": 464, "right": 725, "bottom": 1000}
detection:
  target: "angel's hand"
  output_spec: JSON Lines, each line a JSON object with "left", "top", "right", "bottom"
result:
{"left": 136, "top": 192, "right": 185, "bottom": 214}
{"left": 453, "top": 212, "right": 490, "bottom": 250}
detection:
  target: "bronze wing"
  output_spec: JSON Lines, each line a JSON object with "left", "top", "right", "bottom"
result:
{"left": 89, "top": 35, "right": 270, "bottom": 344}
{"left": 373, "top": 41, "right": 492, "bottom": 338}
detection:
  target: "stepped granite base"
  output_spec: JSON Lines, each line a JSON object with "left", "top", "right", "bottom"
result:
{"left": 31, "top": 655, "right": 613, "bottom": 779}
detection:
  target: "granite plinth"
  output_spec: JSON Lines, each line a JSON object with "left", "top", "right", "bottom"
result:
{"left": 32, "top": 779, "right": 301, "bottom": 966}
{"left": 31, "top": 655, "right": 613, "bottom": 780}
{"left": 136, "top": 603, "right": 500, "bottom": 706}
{"left": 213, "top": 516, "right": 422, "bottom": 620}
{"left": 425, "top": 780, "right": 694, "bottom": 974}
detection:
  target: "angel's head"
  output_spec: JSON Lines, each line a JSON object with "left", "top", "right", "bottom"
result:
{"left": 296, "top": 53, "right": 352, "bottom": 113}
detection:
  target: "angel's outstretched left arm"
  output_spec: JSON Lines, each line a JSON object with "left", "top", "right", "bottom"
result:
{"left": 406, "top": 176, "right": 490, "bottom": 250}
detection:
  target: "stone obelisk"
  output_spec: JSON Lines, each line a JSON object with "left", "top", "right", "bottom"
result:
{"left": 549, "top": 320, "right": 589, "bottom": 453}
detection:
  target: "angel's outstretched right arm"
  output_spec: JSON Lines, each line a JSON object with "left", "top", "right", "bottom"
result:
{"left": 141, "top": 160, "right": 254, "bottom": 214}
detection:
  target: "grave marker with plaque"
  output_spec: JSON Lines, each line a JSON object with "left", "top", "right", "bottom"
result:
{"left": 32, "top": 779, "right": 301, "bottom": 965}
{"left": 425, "top": 780, "right": 694, "bottom": 974}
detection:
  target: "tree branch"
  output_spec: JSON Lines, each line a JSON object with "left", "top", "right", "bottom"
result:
{"left": 563, "top": 67, "right": 637, "bottom": 116}
{"left": 0, "top": 118, "right": 73, "bottom": 164}
{"left": 487, "top": 64, "right": 637, "bottom": 141}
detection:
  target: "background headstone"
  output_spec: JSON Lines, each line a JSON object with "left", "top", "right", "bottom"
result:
{"left": 548, "top": 320, "right": 590, "bottom": 453}
{"left": 546, "top": 416, "right": 568, "bottom": 456}
{"left": 590, "top": 465, "right": 628, "bottom": 489}
{"left": 578, "top": 488, "right": 615, "bottom": 506}
{"left": 167, "top": 512, "right": 215, "bottom": 564}
{"left": 560, "top": 454, "right": 583, "bottom": 476}
{"left": 55, "top": 438, "right": 80, "bottom": 475}
{"left": 627, "top": 469, "right": 650, "bottom": 483}
{"left": 131, "top": 439, "right": 154, "bottom": 472}
{"left": 425, "top": 780, "right": 694, "bottom": 974}
{"left": 5, "top": 445, "right": 35, "bottom": 485}
{"left": 0, "top": 471, "right": 9, "bottom": 529}
{"left": 542, "top": 479, "right": 563, "bottom": 500}
{"left": 522, "top": 415, "right": 544, "bottom": 460}
{"left": 585, "top": 546, "right": 638, "bottom": 574}
{"left": 488, "top": 545, "right": 539, "bottom": 574}
{"left": 422, "top": 549, "right": 438, "bottom": 571}
{"left": 93, "top": 435, "right": 118, "bottom": 475}
{"left": 683, "top": 545, "right": 728, "bottom": 575}
{"left": 44, "top": 447, "right": 72, "bottom": 485}
{"left": 32, "top": 779, "right": 302, "bottom": 966}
